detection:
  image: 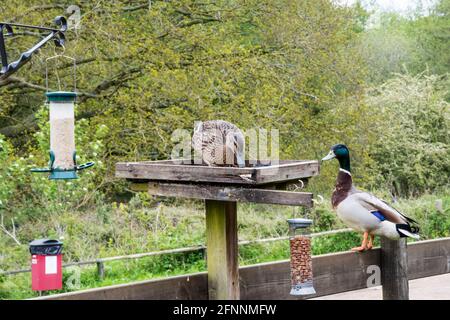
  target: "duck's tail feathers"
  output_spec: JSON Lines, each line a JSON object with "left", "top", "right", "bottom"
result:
{"left": 396, "top": 223, "right": 420, "bottom": 240}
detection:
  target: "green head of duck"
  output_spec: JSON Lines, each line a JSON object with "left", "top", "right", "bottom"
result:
{"left": 321, "top": 144, "right": 351, "bottom": 172}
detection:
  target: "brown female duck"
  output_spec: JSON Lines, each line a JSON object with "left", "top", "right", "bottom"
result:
{"left": 192, "top": 120, "right": 245, "bottom": 167}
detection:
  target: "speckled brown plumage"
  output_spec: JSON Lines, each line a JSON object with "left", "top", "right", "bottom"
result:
{"left": 192, "top": 120, "right": 245, "bottom": 167}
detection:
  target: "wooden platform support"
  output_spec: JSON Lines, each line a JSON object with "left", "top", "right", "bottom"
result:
{"left": 205, "top": 200, "right": 239, "bottom": 300}
{"left": 381, "top": 237, "right": 409, "bottom": 300}
{"left": 145, "top": 182, "right": 313, "bottom": 207}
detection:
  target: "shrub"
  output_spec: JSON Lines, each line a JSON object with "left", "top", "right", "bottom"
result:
{"left": 363, "top": 74, "right": 449, "bottom": 196}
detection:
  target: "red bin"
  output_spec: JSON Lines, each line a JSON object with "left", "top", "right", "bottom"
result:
{"left": 29, "top": 239, "right": 63, "bottom": 291}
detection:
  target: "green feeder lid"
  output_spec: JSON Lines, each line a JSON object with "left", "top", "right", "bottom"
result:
{"left": 46, "top": 91, "right": 77, "bottom": 102}
{"left": 287, "top": 218, "right": 312, "bottom": 228}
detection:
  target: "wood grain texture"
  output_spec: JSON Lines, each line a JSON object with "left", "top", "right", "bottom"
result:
{"left": 407, "top": 238, "right": 450, "bottom": 279}
{"left": 116, "top": 160, "right": 319, "bottom": 185}
{"left": 205, "top": 200, "right": 240, "bottom": 300}
{"left": 35, "top": 273, "right": 208, "bottom": 300}
{"left": 253, "top": 161, "right": 319, "bottom": 184}
{"left": 381, "top": 237, "right": 409, "bottom": 300}
{"left": 145, "top": 182, "right": 313, "bottom": 206}
{"left": 36, "top": 238, "right": 450, "bottom": 300}
{"left": 239, "top": 248, "right": 380, "bottom": 300}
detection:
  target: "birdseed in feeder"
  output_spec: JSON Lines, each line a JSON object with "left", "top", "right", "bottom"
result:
{"left": 48, "top": 93, "right": 76, "bottom": 170}
{"left": 50, "top": 117, "right": 75, "bottom": 169}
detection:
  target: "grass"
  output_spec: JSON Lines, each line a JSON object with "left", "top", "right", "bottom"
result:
{"left": 0, "top": 191, "right": 449, "bottom": 299}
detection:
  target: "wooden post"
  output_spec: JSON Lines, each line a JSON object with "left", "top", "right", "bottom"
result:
{"left": 381, "top": 237, "right": 409, "bottom": 300}
{"left": 97, "top": 261, "right": 105, "bottom": 280}
{"left": 205, "top": 200, "right": 239, "bottom": 300}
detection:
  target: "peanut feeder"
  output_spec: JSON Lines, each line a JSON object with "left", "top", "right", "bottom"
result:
{"left": 287, "top": 218, "right": 316, "bottom": 296}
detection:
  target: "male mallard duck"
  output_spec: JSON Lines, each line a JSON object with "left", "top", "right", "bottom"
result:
{"left": 321, "top": 144, "right": 419, "bottom": 252}
{"left": 192, "top": 120, "right": 245, "bottom": 167}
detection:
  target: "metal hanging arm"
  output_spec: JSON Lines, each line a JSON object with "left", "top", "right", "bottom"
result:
{"left": 0, "top": 16, "right": 67, "bottom": 81}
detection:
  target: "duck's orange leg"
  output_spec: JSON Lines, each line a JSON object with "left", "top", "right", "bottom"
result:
{"left": 351, "top": 232, "right": 368, "bottom": 252}
{"left": 367, "top": 234, "right": 375, "bottom": 250}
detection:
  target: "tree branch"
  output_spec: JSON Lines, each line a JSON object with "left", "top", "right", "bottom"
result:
{"left": 0, "top": 214, "right": 21, "bottom": 245}
{"left": 12, "top": 4, "right": 67, "bottom": 22}
{"left": 0, "top": 66, "right": 143, "bottom": 137}
{"left": 0, "top": 76, "right": 97, "bottom": 98}
{"left": 123, "top": 1, "right": 171, "bottom": 12}
{"left": 91, "top": 66, "right": 142, "bottom": 95}
{"left": 0, "top": 113, "right": 37, "bottom": 138}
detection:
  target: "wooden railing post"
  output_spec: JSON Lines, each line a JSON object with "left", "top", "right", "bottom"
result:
{"left": 381, "top": 237, "right": 409, "bottom": 300}
{"left": 205, "top": 200, "right": 240, "bottom": 300}
{"left": 96, "top": 261, "right": 105, "bottom": 280}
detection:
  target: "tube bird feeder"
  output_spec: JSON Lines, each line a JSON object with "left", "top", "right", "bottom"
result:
{"left": 48, "top": 91, "right": 77, "bottom": 178}
{"left": 31, "top": 91, "right": 94, "bottom": 179}
{"left": 31, "top": 48, "right": 93, "bottom": 179}
{"left": 287, "top": 218, "right": 316, "bottom": 296}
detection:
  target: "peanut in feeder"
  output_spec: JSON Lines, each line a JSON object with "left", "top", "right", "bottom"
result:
{"left": 287, "top": 218, "right": 316, "bottom": 296}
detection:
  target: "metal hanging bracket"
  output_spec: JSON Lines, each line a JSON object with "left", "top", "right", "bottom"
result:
{"left": 45, "top": 44, "right": 76, "bottom": 93}
{"left": 0, "top": 16, "right": 67, "bottom": 80}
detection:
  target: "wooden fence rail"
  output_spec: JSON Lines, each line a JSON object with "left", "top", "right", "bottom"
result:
{"left": 35, "top": 237, "right": 450, "bottom": 300}
{"left": 1, "top": 228, "right": 352, "bottom": 277}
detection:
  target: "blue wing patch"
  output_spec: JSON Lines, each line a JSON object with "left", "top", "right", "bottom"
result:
{"left": 371, "top": 210, "right": 386, "bottom": 221}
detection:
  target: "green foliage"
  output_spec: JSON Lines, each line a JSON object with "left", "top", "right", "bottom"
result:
{"left": 411, "top": 0, "right": 450, "bottom": 76}
{"left": 359, "top": 2, "right": 450, "bottom": 83}
{"left": 365, "top": 74, "right": 449, "bottom": 196}
{"left": 0, "top": 136, "right": 16, "bottom": 209}
{"left": 359, "top": 14, "right": 420, "bottom": 83}
{"left": 0, "top": 103, "right": 107, "bottom": 228}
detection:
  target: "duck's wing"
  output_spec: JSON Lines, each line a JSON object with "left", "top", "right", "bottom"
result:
{"left": 351, "top": 192, "right": 417, "bottom": 225}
